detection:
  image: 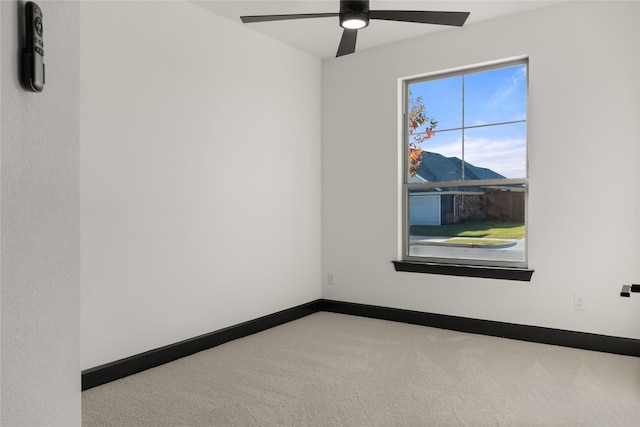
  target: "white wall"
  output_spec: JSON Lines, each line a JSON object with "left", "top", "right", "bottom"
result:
{"left": 1, "top": 1, "right": 81, "bottom": 425}
{"left": 80, "top": 1, "right": 322, "bottom": 370}
{"left": 322, "top": 1, "right": 640, "bottom": 339}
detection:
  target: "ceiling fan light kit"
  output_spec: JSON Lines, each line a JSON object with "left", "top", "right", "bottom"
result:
{"left": 240, "top": 0, "right": 470, "bottom": 57}
{"left": 339, "top": 1, "right": 369, "bottom": 29}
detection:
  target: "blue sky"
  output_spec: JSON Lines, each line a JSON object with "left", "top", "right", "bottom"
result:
{"left": 409, "top": 64, "right": 527, "bottom": 179}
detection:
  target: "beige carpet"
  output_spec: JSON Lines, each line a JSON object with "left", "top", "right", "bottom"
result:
{"left": 82, "top": 312, "right": 640, "bottom": 426}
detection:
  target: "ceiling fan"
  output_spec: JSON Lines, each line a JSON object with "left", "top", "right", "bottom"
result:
{"left": 240, "top": 1, "right": 470, "bottom": 57}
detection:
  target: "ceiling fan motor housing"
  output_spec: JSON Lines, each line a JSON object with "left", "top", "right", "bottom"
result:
{"left": 340, "top": 0, "right": 370, "bottom": 29}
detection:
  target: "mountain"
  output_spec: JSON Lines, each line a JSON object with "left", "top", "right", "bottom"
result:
{"left": 415, "top": 151, "right": 505, "bottom": 182}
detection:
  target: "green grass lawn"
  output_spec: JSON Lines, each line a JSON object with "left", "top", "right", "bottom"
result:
{"left": 442, "top": 238, "right": 515, "bottom": 246}
{"left": 410, "top": 221, "right": 525, "bottom": 239}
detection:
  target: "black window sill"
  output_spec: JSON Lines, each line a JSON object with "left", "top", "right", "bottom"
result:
{"left": 393, "top": 261, "right": 534, "bottom": 281}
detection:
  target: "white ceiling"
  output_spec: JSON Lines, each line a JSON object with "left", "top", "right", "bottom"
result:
{"left": 192, "top": 0, "right": 563, "bottom": 59}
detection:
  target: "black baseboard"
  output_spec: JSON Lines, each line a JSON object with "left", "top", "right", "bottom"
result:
{"left": 81, "top": 300, "right": 322, "bottom": 391}
{"left": 319, "top": 300, "right": 640, "bottom": 358}
{"left": 82, "top": 298, "right": 639, "bottom": 391}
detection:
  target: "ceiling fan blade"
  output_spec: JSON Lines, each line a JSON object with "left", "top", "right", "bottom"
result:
{"left": 240, "top": 12, "right": 338, "bottom": 24}
{"left": 336, "top": 28, "right": 358, "bottom": 57}
{"left": 369, "top": 10, "right": 470, "bottom": 27}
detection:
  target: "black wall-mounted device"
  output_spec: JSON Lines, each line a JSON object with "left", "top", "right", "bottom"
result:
{"left": 620, "top": 284, "right": 640, "bottom": 297}
{"left": 22, "top": 1, "right": 45, "bottom": 92}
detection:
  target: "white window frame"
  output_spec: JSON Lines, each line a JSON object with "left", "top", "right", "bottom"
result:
{"left": 401, "top": 58, "right": 529, "bottom": 269}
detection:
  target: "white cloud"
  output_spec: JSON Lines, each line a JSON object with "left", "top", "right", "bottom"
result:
{"left": 425, "top": 136, "right": 526, "bottom": 179}
{"left": 463, "top": 136, "right": 526, "bottom": 178}
{"left": 485, "top": 66, "right": 527, "bottom": 110}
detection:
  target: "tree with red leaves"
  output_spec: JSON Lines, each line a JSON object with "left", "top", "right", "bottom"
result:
{"left": 408, "top": 92, "right": 437, "bottom": 177}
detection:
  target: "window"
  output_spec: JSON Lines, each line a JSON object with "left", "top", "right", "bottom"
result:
{"left": 402, "top": 59, "right": 528, "bottom": 270}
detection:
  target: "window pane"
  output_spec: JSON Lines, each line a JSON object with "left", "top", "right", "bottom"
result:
{"left": 464, "top": 64, "right": 527, "bottom": 127}
{"left": 409, "top": 75, "right": 462, "bottom": 132}
{"left": 404, "top": 60, "right": 528, "bottom": 268}
{"left": 409, "top": 130, "right": 462, "bottom": 183}
{"left": 408, "top": 187, "right": 526, "bottom": 264}
{"left": 463, "top": 122, "right": 527, "bottom": 179}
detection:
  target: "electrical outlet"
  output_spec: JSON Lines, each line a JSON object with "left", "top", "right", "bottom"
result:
{"left": 327, "top": 272, "right": 335, "bottom": 286}
{"left": 574, "top": 294, "right": 585, "bottom": 311}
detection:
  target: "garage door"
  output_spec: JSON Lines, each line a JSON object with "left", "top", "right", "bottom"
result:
{"left": 409, "top": 194, "right": 441, "bottom": 226}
